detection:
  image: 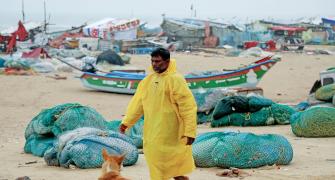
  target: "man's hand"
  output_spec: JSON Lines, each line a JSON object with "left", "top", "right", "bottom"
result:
{"left": 119, "top": 124, "right": 127, "bottom": 134}
{"left": 186, "top": 137, "right": 195, "bottom": 145}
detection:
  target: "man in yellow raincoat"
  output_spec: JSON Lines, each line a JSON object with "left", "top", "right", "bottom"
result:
{"left": 119, "top": 48, "right": 197, "bottom": 180}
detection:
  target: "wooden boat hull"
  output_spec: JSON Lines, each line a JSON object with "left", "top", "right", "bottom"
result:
{"left": 80, "top": 56, "right": 278, "bottom": 94}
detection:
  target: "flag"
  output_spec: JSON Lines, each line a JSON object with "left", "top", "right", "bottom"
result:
{"left": 17, "top": 21, "right": 28, "bottom": 41}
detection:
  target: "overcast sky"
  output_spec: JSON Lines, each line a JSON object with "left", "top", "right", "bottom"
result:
{"left": 1, "top": 0, "right": 334, "bottom": 28}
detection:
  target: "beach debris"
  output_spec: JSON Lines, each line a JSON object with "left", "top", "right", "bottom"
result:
{"left": 239, "top": 47, "right": 274, "bottom": 58}
{"left": 25, "top": 160, "right": 37, "bottom": 165}
{"left": 15, "top": 176, "right": 31, "bottom": 180}
{"left": 69, "top": 164, "right": 77, "bottom": 169}
{"left": 4, "top": 68, "right": 35, "bottom": 76}
{"left": 216, "top": 167, "right": 250, "bottom": 178}
{"left": 258, "top": 164, "right": 281, "bottom": 170}
{"left": 30, "top": 61, "right": 55, "bottom": 73}
{"left": 46, "top": 74, "right": 67, "bottom": 80}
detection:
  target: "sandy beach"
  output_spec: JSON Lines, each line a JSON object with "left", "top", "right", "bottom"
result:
{"left": 1, "top": 48, "right": 335, "bottom": 180}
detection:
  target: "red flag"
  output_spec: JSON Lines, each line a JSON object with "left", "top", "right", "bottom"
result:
{"left": 17, "top": 21, "right": 28, "bottom": 41}
{"left": 6, "top": 32, "right": 17, "bottom": 54}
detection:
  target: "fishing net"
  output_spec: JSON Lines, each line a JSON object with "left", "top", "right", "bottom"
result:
{"left": 212, "top": 95, "right": 273, "bottom": 120}
{"left": 24, "top": 135, "right": 55, "bottom": 157}
{"left": 192, "top": 131, "right": 293, "bottom": 168}
{"left": 106, "top": 117, "right": 144, "bottom": 148}
{"left": 4, "top": 59, "right": 31, "bottom": 70}
{"left": 0, "top": 57, "right": 5, "bottom": 68}
{"left": 197, "top": 111, "right": 213, "bottom": 124}
{"left": 192, "top": 88, "right": 237, "bottom": 113}
{"left": 315, "top": 84, "right": 335, "bottom": 102}
{"left": 105, "top": 120, "right": 122, "bottom": 131}
{"left": 44, "top": 127, "right": 138, "bottom": 169}
{"left": 24, "top": 103, "right": 108, "bottom": 158}
{"left": 211, "top": 103, "right": 294, "bottom": 127}
{"left": 295, "top": 101, "right": 310, "bottom": 111}
{"left": 290, "top": 106, "right": 335, "bottom": 137}
{"left": 25, "top": 103, "right": 107, "bottom": 139}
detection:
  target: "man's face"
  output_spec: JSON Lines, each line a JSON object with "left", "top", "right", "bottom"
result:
{"left": 151, "top": 56, "right": 169, "bottom": 73}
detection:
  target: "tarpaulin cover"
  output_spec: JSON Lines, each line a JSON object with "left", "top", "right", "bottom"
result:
{"left": 271, "top": 26, "right": 306, "bottom": 32}
{"left": 96, "top": 49, "right": 124, "bottom": 66}
{"left": 22, "top": 48, "right": 50, "bottom": 58}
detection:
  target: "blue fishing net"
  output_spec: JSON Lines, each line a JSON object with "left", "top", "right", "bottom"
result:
{"left": 106, "top": 117, "right": 144, "bottom": 148}
{"left": 197, "top": 111, "right": 213, "bottom": 124}
{"left": 24, "top": 135, "right": 55, "bottom": 157}
{"left": 291, "top": 106, "right": 335, "bottom": 137}
{"left": 44, "top": 127, "right": 138, "bottom": 169}
{"left": 25, "top": 103, "right": 107, "bottom": 139}
{"left": 24, "top": 103, "right": 108, "bottom": 159}
{"left": 211, "top": 103, "right": 294, "bottom": 127}
{"left": 105, "top": 120, "right": 122, "bottom": 131}
{"left": 192, "top": 132, "right": 293, "bottom": 168}
{"left": 212, "top": 95, "right": 273, "bottom": 120}
{"left": 4, "top": 59, "right": 31, "bottom": 70}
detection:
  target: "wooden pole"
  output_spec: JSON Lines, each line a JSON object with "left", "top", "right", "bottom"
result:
{"left": 21, "top": 0, "right": 25, "bottom": 23}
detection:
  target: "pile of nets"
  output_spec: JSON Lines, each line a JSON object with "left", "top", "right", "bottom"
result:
{"left": 4, "top": 59, "right": 31, "bottom": 70}
{"left": 295, "top": 83, "right": 335, "bottom": 111}
{"left": 24, "top": 103, "right": 142, "bottom": 168}
{"left": 210, "top": 95, "right": 295, "bottom": 127}
{"left": 106, "top": 117, "right": 144, "bottom": 148}
{"left": 291, "top": 106, "right": 335, "bottom": 137}
{"left": 212, "top": 95, "right": 273, "bottom": 119}
{"left": 295, "top": 92, "right": 335, "bottom": 111}
{"left": 44, "top": 127, "right": 138, "bottom": 168}
{"left": 192, "top": 88, "right": 237, "bottom": 124}
{"left": 24, "top": 135, "right": 55, "bottom": 157}
{"left": 24, "top": 103, "right": 107, "bottom": 157}
{"left": 192, "top": 131, "right": 293, "bottom": 168}
{"left": 192, "top": 88, "right": 237, "bottom": 113}
{"left": 315, "top": 84, "right": 335, "bottom": 102}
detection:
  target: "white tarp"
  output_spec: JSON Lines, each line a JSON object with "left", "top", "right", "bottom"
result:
{"left": 83, "top": 18, "right": 140, "bottom": 40}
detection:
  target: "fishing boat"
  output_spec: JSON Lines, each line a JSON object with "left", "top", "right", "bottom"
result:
{"left": 79, "top": 56, "right": 278, "bottom": 94}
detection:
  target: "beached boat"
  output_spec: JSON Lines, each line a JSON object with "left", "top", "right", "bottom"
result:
{"left": 79, "top": 56, "right": 278, "bottom": 94}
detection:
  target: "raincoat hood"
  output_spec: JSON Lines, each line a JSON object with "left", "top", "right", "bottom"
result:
{"left": 149, "top": 58, "right": 177, "bottom": 75}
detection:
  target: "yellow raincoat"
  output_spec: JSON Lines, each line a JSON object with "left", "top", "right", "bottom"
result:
{"left": 122, "top": 59, "right": 197, "bottom": 180}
